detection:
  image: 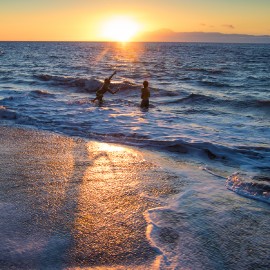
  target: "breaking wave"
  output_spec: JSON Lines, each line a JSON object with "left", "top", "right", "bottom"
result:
{"left": 34, "top": 74, "right": 139, "bottom": 93}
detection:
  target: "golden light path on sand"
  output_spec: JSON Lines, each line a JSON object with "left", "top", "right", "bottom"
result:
{"left": 68, "top": 140, "right": 158, "bottom": 267}
{"left": 0, "top": 126, "right": 177, "bottom": 269}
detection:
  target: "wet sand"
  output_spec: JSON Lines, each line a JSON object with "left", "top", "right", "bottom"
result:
{"left": 0, "top": 126, "right": 174, "bottom": 269}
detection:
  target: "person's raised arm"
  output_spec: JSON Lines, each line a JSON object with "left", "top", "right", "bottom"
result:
{"left": 108, "top": 71, "right": 116, "bottom": 80}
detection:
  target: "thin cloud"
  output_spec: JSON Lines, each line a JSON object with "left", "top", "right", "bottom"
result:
{"left": 200, "top": 23, "right": 214, "bottom": 28}
{"left": 222, "top": 24, "right": 235, "bottom": 29}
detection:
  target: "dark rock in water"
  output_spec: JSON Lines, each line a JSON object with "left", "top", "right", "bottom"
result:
{"left": 227, "top": 173, "right": 270, "bottom": 204}
{"left": 0, "top": 107, "right": 17, "bottom": 119}
{"left": 204, "top": 149, "right": 217, "bottom": 160}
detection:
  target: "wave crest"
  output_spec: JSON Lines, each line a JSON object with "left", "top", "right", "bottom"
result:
{"left": 35, "top": 74, "right": 101, "bottom": 92}
{"left": 34, "top": 74, "right": 139, "bottom": 93}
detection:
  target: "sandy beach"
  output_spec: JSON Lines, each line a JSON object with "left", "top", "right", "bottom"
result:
{"left": 0, "top": 126, "right": 180, "bottom": 269}
{"left": 1, "top": 125, "right": 270, "bottom": 270}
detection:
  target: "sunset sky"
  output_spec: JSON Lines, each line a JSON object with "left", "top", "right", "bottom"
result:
{"left": 1, "top": 0, "right": 270, "bottom": 41}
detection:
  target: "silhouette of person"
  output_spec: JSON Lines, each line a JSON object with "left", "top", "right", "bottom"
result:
{"left": 140, "top": 80, "right": 150, "bottom": 108}
{"left": 92, "top": 71, "right": 119, "bottom": 103}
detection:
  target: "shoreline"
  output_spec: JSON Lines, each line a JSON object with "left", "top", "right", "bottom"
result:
{"left": 1, "top": 126, "right": 270, "bottom": 269}
{"left": 0, "top": 126, "right": 172, "bottom": 269}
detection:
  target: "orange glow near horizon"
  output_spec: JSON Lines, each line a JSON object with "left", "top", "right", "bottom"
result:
{"left": 0, "top": 1, "right": 270, "bottom": 41}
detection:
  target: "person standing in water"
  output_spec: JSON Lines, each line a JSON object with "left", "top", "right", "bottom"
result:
{"left": 140, "top": 80, "right": 150, "bottom": 108}
{"left": 92, "top": 71, "right": 119, "bottom": 103}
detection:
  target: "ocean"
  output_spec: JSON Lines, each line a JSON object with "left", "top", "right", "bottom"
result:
{"left": 0, "top": 42, "right": 270, "bottom": 269}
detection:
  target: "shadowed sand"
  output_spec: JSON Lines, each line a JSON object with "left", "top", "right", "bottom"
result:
{"left": 0, "top": 126, "right": 176, "bottom": 269}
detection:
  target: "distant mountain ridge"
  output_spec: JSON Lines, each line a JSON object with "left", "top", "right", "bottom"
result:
{"left": 133, "top": 29, "right": 270, "bottom": 43}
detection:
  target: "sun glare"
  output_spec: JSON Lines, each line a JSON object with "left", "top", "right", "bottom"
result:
{"left": 101, "top": 17, "right": 140, "bottom": 42}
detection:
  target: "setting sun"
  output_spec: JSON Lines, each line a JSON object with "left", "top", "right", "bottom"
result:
{"left": 100, "top": 16, "right": 140, "bottom": 42}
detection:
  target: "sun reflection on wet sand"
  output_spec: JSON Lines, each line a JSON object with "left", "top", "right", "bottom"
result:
{"left": 93, "top": 142, "right": 127, "bottom": 153}
{"left": 68, "top": 141, "right": 159, "bottom": 268}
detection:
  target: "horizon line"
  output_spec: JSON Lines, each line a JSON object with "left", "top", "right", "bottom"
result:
{"left": 1, "top": 31, "right": 270, "bottom": 43}
{"left": 1, "top": 40, "right": 270, "bottom": 44}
